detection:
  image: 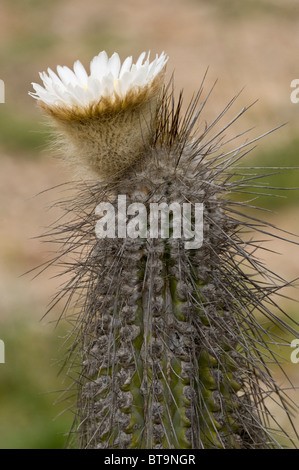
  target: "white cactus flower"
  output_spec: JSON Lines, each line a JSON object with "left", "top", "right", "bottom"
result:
{"left": 29, "top": 50, "right": 168, "bottom": 180}
{"left": 29, "top": 51, "right": 168, "bottom": 108}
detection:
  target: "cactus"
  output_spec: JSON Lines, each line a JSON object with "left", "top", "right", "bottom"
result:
{"left": 30, "top": 51, "right": 298, "bottom": 449}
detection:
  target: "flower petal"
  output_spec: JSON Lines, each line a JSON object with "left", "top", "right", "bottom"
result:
{"left": 47, "top": 68, "right": 62, "bottom": 86}
{"left": 73, "top": 60, "right": 88, "bottom": 86}
{"left": 90, "top": 51, "right": 108, "bottom": 78}
{"left": 136, "top": 51, "right": 146, "bottom": 68}
{"left": 57, "top": 65, "right": 78, "bottom": 86}
{"left": 120, "top": 56, "right": 132, "bottom": 78}
{"left": 108, "top": 52, "right": 121, "bottom": 78}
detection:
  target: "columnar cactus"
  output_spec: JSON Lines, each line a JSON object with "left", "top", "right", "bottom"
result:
{"left": 30, "top": 51, "right": 298, "bottom": 449}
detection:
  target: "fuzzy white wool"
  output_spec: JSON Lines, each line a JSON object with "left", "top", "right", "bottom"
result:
{"left": 29, "top": 51, "right": 168, "bottom": 107}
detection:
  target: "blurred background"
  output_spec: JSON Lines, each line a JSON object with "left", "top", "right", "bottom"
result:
{"left": 0, "top": 0, "right": 298, "bottom": 449}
